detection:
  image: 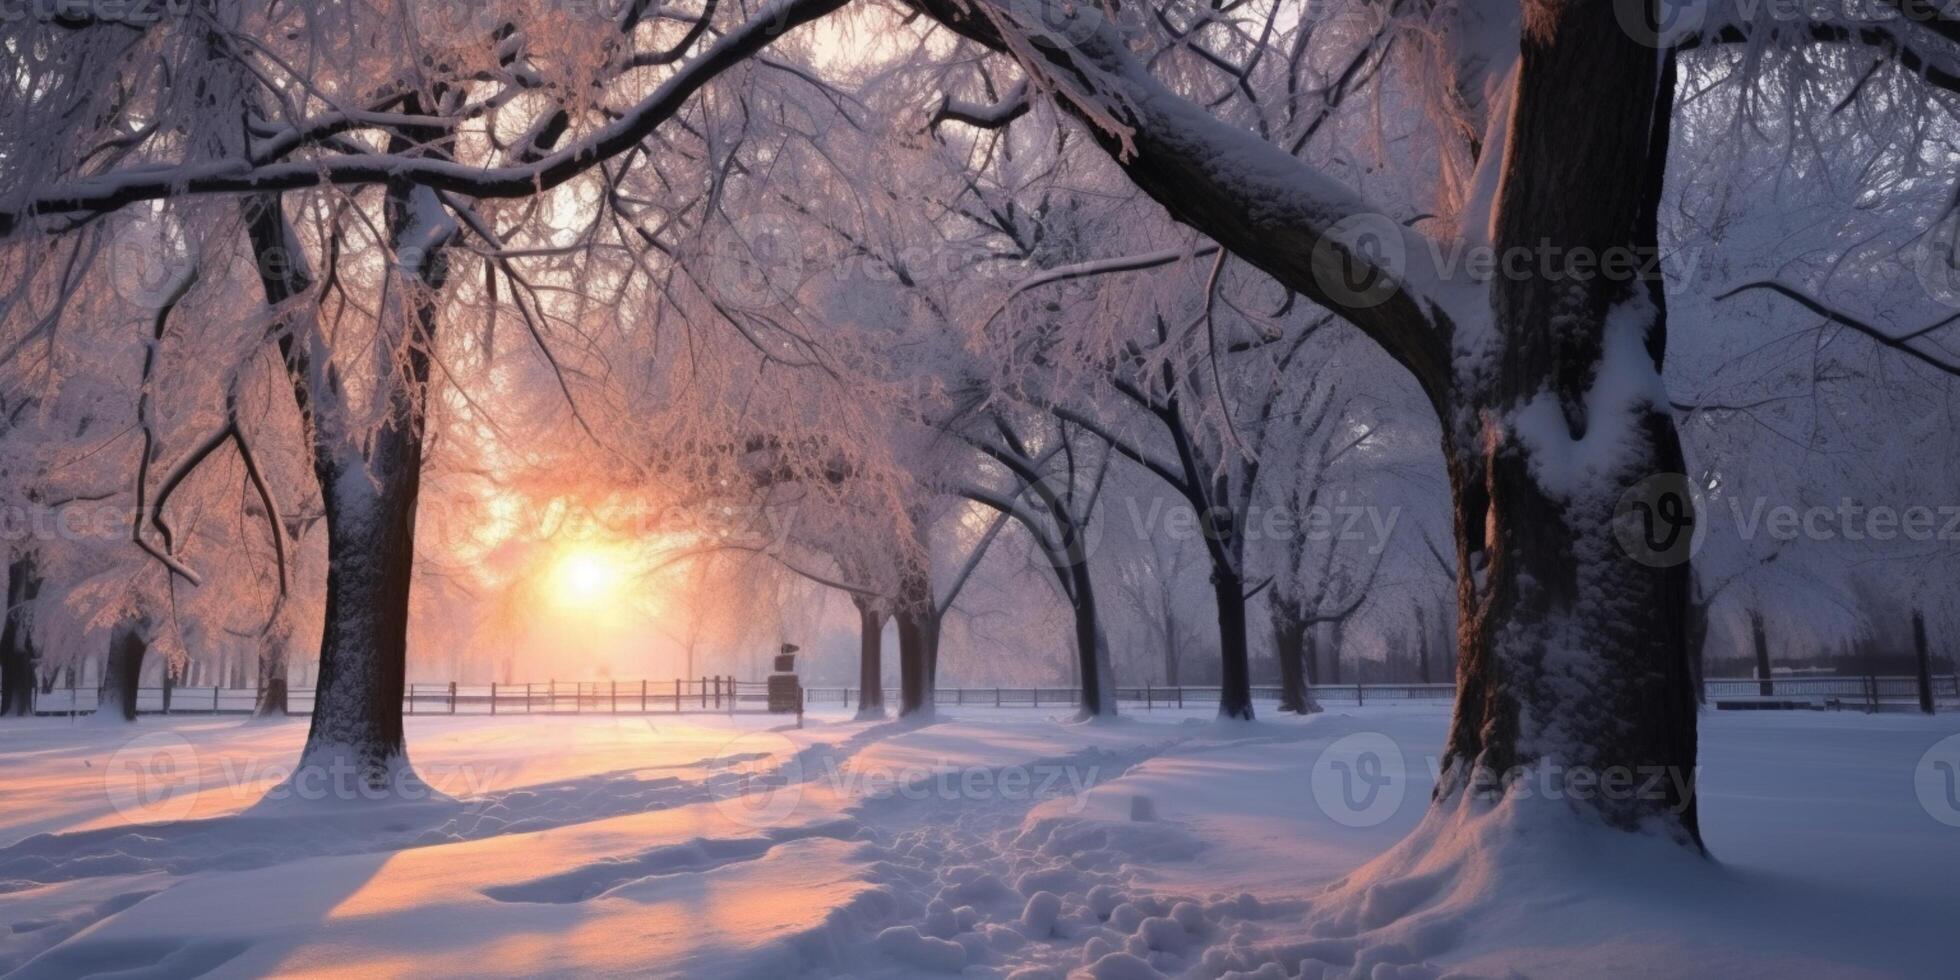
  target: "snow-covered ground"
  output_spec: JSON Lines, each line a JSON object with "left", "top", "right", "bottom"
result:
{"left": 1, "top": 706, "right": 1956, "bottom": 978}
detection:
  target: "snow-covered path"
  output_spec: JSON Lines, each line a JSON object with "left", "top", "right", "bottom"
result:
{"left": 2, "top": 707, "right": 1956, "bottom": 977}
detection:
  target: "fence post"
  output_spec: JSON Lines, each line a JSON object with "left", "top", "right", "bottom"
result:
{"left": 491, "top": 682, "right": 497, "bottom": 715}
{"left": 995, "top": 687, "right": 1001, "bottom": 707}
{"left": 641, "top": 679, "right": 647, "bottom": 712}
{"left": 1865, "top": 674, "right": 1878, "bottom": 713}
{"left": 1178, "top": 686, "right": 1184, "bottom": 709}
{"left": 526, "top": 682, "right": 532, "bottom": 713}
{"left": 611, "top": 679, "right": 617, "bottom": 714}
{"left": 1357, "top": 683, "right": 1364, "bottom": 707}
{"left": 675, "top": 678, "right": 682, "bottom": 712}
{"left": 1033, "top": 688, "right": 1039, "bottom": 708}
{"left": 449, "top": 681, "right": 457, "bottom": 714}
{"left": 1145, "top": 683, "right": 1152, "bottom": 710}
{"left": 549, "top": 679, "right": 556, "bottom": 713}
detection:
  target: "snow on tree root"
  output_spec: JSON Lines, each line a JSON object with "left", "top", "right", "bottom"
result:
{"left": 260, "top": 743, "right": 444, "bottom": 811}
{"left": 1196, "top": 785, "right": 1716, "bottom": 980}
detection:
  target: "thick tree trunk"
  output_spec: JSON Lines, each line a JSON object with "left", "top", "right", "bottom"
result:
{"left": 1269, "top": 596, "right": 1315, "bottom": 714}
{"left": 895, "top": 567, "right": 937, "bottom": 717}
{"left": 852, "top": 596, "right": 886, "bottom": 719}
{"left": 1, "top": 554, "right": 41, "bottom": 717}
{"left": 301, "top": 431, "right": 421, "bottom": 782}
{"left": 1436, "top": 4, "right": 1700, "bottom": 844}
{"left": 895, "top": 612, "right": 938, "bottom": 717}
{"left": 1212, "top": 569, "right": 1253, "bottom": 720}
{"left": 98, "top": 618, "right": 149, "bottom": 722}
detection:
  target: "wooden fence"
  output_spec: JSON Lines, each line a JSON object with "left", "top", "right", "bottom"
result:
{"left": 21, "top": 675, "right": 1956, "bottom": 717}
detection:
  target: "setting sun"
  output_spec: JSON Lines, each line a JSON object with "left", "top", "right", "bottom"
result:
{"left": 547, "top": 548, "right": 627, "bottom": 609}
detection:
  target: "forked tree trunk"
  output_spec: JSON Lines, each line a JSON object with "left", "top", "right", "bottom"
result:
{"left": 1, "top": 554, "right": 41, "bottom": 717}
{"left": 1436, "top": 4, "right": 1700, "bottom": 844}
{"left": 98, "top": 618, "right": 149, "bottom": 722}
{"left": 244, "top": 151, "right": 449, "bottom": 789}
{"left": 852, "top": 596, "right": 887, "bottom": 718}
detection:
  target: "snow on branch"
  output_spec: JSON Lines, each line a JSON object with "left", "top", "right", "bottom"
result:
{"left": 929, "top": 79, "right": 1031, "bottom": 132}
{"left": 908, "top": 0, "right": 1460, "bottom": 402}
{"left": 0, "top": 0, "right": 851, "bottom": 238}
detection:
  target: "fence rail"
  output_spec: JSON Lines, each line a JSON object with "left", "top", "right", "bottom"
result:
{"left": 22, "top": 674, "right": 1956, "bottom": 718}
